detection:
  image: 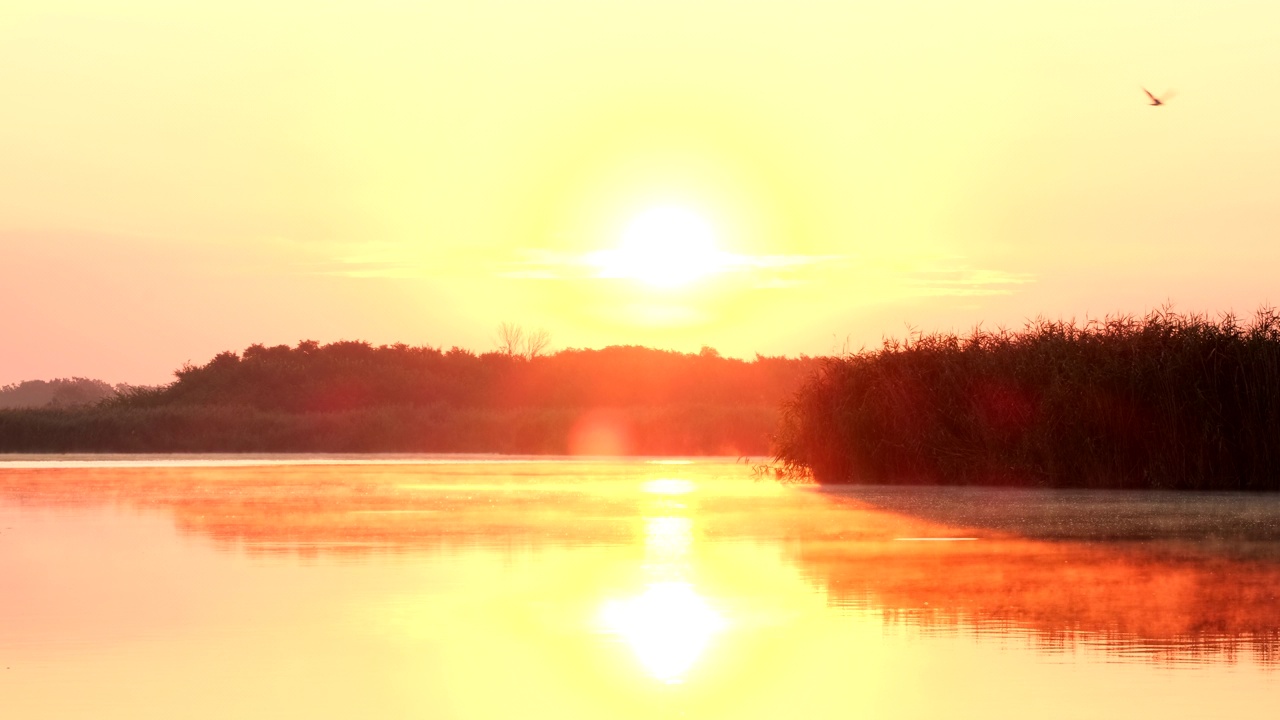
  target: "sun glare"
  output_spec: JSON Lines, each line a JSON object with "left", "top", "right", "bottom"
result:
{"left": 599, "top": 581, "right": 727, "bottom": 683}
{"left": 590, "top": 205, "right": 728, "bottom": 288}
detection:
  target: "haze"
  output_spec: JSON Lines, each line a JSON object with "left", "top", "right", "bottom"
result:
{"left": 3, "top": 1, "right": 1278, "bottom": 385}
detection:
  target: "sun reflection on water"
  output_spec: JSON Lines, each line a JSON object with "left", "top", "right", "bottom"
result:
{"left": 642, "top": 516, "right": 692, "bottom": 571}
{"left": 642, "top": 478, "right": 697, "bottom": 495}
{"left": 598, "top": 509, "right": 726, "bottom": 684}
{"left": 599, "top": 581, "right": 727, "bottom": 684}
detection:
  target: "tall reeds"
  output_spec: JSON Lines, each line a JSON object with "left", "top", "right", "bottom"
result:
{"left": 773, "top": 308, "right": 1280, "bottom": 490}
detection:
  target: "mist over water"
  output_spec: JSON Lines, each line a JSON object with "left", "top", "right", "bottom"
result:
{"left": 2, "top": 457, "right": 1277, "bottom": 718}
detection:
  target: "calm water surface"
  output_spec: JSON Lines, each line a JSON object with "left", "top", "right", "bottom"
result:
{"left": 2, "top": 456, "right": 1278, "bottom": 719}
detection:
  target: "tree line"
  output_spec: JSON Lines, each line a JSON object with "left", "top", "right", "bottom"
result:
{"left": 0, "top": 342, "right": 822, "bottom": 455}
{"left": 0, "top": 378, "right": 132, "bottom": 410}
{"left": 114, "top": 341, "right": 821, "bottom": 413}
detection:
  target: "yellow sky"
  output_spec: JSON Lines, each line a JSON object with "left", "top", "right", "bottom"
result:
{"left": 3, "top": 1, "right": 1279, "bottom": 384}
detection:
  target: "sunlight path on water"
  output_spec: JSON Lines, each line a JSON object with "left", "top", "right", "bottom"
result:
{"left": 596, "top": 483, "right": 727, "bottom": 684}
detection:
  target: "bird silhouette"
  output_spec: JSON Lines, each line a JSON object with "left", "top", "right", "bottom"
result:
{"left": 1143, "top": 88, "right": 1175, "bottom": 106}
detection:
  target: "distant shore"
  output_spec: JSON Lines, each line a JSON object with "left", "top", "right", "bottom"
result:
{"left": 8, "top": 310, "right": 1280, "bottom": 491}
{"left": 0, "top": 343, "right": 817, "bottom": 457}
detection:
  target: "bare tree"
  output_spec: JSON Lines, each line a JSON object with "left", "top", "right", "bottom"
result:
{"left": 495, "top": 322, "right": 525, "bottom": 356}
{"left": 495, "top": 323, "right": 552, "bottom": 359}
{"left": 526, "top": 328, "right": 551, "bottom": 358}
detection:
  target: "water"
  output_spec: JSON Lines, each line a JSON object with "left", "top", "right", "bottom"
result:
{"left": 1, "top": 456, "right": 1278, "bottom": 719}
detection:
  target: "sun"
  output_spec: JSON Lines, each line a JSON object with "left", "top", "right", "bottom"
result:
{"left": 589, "top": 205, "right": 728, "bottom": 288}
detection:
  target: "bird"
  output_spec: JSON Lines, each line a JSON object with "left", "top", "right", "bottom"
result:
{"left": 1143, "top": 88, "right": 1175, "bottom": 106}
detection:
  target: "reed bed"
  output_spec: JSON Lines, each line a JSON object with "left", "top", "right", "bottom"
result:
{"left": 773, "top": 308, "right": 1280, "bottom": 490}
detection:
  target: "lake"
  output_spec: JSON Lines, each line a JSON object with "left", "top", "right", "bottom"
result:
{"left": 2, "top": 456, "right": 1278, "bottom": 718}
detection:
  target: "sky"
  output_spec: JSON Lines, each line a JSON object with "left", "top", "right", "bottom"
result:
{"left": 3, "top": 1, "right": 1279, "bottom": 385}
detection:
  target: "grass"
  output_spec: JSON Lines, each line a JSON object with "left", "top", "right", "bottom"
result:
{"left": 0, "top": 403, "right": 778, "bottom": 455}
{"left": 772, "top": 307, "right": 1280, "bottom": 490}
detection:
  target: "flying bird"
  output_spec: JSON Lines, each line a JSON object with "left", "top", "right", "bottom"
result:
{"left": 1143, "top": 88, "right": 1175, "bottom": 106}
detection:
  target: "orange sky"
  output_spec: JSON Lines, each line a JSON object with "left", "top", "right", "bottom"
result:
{"left": 3, "top": 1, "right": 1279, "bottom": 385}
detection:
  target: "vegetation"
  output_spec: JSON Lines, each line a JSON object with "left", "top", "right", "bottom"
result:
{"left": 0, "top": 342, "right": 819, "bottom": 455}
{"left": 12, "top": 308, "right": 1280, "bottom": 484}
{"left": 773, "top": 308, "right": 1280, "bottom": 490}
{"left": 0, "top": 378, "right": 130, "bottom": 409}
{"left": 0, "top": 403, "right": 776, "bottom": 454}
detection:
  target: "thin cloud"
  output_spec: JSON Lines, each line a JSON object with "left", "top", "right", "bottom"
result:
{"left": 498, "top": 248, "right": 843, "bottom": 284}
{"left": 904, "top": 266, "right": 1036, "bottom": 297}
{"left": 314, "top": 244, "right": 1029, "bottom": 299}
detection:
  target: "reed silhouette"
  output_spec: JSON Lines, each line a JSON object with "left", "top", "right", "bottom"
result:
{"left": 773, "top": 307, "right": 1280, "bottom": 490}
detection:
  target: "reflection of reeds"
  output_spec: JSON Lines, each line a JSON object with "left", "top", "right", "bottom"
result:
{"left": 0, "top": 403, "right": 776, "bottom": 455}
{"left": 774, "top": 307, "right": 1280, "bottom": 489}
{"left": 874, "top": 610, "right": 1280, "bottom": 668}
{"left": 781, "top": 487, "right": 1280, "bottom": 667}
{"left": 802, "top": 539, "right": 1280, "bottom": 667}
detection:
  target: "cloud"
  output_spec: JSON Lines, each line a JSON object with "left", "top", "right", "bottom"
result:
{"left": 496, "top": 248, "right": 843, "bottom": 287}
{"left": 904, "top": 265, "right": 1036, "bottom": 297}
{"left": 309, "top": 242, "right": 1031, "bottom": 299}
